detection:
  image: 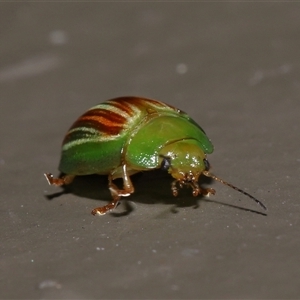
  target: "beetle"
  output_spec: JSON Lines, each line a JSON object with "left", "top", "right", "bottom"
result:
{"left": 45, "top": 96, "right": 266, "bottom": 215}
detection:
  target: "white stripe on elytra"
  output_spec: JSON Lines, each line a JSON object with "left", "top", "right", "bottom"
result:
{"left": 62, "top": 102, "right": 142, "bottom": 151}
{"left": 62, "top": 99, "right": 174, "bottom": 151}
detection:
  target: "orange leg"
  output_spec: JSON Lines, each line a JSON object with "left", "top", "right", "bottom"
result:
{"left": 44, "top": 173, "right": 75, "bottom": 186}
{"left": 91, "top": 164, "right": 135, "bottom": 216}
{"left": 200, "top": 187, "right": 216, "bottom": 196}
{"left": 171, "top": 180, "right": 215, "bottom": 197}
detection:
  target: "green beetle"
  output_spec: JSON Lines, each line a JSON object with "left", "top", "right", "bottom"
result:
{"left": 45, "top": 96, "right": 266, "bottom": 215}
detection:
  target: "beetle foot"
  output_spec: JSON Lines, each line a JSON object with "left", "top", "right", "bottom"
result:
{"left": 109, "top": 186, "right": 131, "bottom": 198}
{"left": 201, "top": 188, "right": 216, "bottom": 196}
{"left": 190, "top": 181, "right": 200, "bottom": 197}
{"left": 108, "top": 177, "right": 134, "bottom": 199}
{"left": 91, "top": 199, "right": 120, "bottom": 216}
{"left": 92, "top": 179, "right": 133, "bottom": 215}
{"left": 171, "top": 181, "right": 179, "bottom": 197}
{"left": 44, "top": 173, "right": 75, "bottom": 186}
{"left": 172, "top": 189, "right": 178, "bottom": 197}
{"left": 192, "top": 188, "right": 200, "bottom": 197}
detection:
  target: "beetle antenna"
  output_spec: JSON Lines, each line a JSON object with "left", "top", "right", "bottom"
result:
{"left": 203, "top": 171, "right": 267, "bottom": 210}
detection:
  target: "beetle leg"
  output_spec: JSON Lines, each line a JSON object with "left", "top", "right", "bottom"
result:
{"left": 190, "top": 181, "right": 200, "bottom": 197}
{"left": 171, "top": 180, "right": 179, "bottom": 197}
{"left": 200, "top": 187, "right": 216, "bottom": 196}
{"left": 91, "top": 164, "right": 135, "bottom": 216}
{"left": 171, "top": 179, "right": 215, "bottom": 198}
{"left": 44, "top": 173, "right": 75, "bottom": 186}
{"left": 190, "top": 182, "right": 215, "bottom": 196}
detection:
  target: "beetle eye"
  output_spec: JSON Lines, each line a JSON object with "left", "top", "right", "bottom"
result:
{"left": 161, "top": 156, "right": 171, "bottom": 171}
{"left": 203, "top": 158, "right": 210, "bottom": 171}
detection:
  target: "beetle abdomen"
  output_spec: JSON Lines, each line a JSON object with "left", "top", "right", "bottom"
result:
{"left": 59, "top": 97, "right": 180, "bottom": 175}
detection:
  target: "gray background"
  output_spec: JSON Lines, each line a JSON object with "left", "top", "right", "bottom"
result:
{"left": 1, "top": 3, "right": 299, "bottom": 299}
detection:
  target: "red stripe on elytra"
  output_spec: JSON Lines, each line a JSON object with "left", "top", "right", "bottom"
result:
{"left": 68, "top": 109, "right": 126, "bottom": 135}
{"left": 109, "top": 97, "right": 171, "bottom": 115}
{"left": 73, "top": 119, "right": 123, "bottom": 134}
{"left": 63, "top": 97, "right": 174, "bottom": 145}
{"left": 108, "top": 99, "right": 136, "bottom": 116}
{"left": 81, "top": 108, "right": 127, "bottom": 126}
{"left": 129, "top": 97, "right": 170, "bottom": 108}
{"left": 62, "top": 119, "right": 123, "bottom": 145}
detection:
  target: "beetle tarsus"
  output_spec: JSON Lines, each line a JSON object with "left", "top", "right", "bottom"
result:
{"left": 109, "top": 184, "right": 131, "bottom": 198}
{"left": 200, "top": 188, "right": 216, "bottom": 196}
{"left": 171, "top": 180, "right": 179, "bottom": 197}
{"left": 44, "top": 173, "right": 75, "bottom": 186}
{"left": 192, "top": 189, "right": 199, "bottom": 197}
{"left": 92, "top": 167, "right": 135, "bottom": 216}
{"left": 172, "top": 189, "right": 179, "bottom": 197}
{"left": 171, "top": 179, "right": 215, "bottom": 197}
{"left": 92, "top": 183, "right": 133, "bottom": 216}
{"left": 91, "top": 200, "right": 120, "bottom": 215}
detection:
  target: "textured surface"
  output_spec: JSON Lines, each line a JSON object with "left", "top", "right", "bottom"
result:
{"left": 1, "top": 3, "right": 299, "bottom": 299}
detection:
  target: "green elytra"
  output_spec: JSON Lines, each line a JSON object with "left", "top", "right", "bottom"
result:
{"left": 59, "top": 104, "right": 213, "bottom": 176}
{"left": 45, "top": 97, "right": 266, "bottom": 215}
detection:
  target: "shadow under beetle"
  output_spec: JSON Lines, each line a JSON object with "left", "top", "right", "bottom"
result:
{"left": 45, "top": 96, "right": 266, "bottom": 215}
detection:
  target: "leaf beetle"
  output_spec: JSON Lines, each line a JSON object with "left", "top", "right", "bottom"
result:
{"left": 45, "top": 96, "right": 266, "bottom": 215}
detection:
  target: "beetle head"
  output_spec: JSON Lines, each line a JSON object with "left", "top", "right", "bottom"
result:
{"left": 158, "top": 139, "right": 267, "bottom": 212}
{"left": 159, "top": 139, "right": 209, "bottom": 196}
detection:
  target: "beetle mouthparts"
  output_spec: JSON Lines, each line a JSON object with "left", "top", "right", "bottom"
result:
{"left": 171, "top": 179, "right": 215, "bottom": 198}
